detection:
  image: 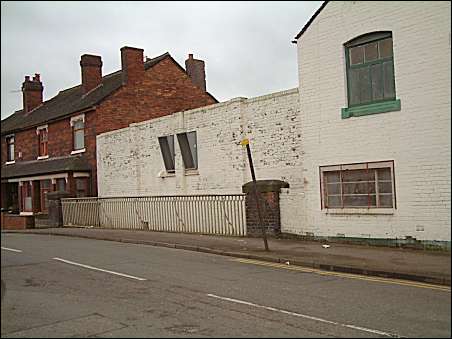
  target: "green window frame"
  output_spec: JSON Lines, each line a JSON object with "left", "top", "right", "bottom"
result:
{"left": 342, "top": 31, "right": 400, "bottom": 118}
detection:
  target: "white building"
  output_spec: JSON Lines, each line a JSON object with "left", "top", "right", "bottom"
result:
{"left": 97, "top": 1, "right": 450, "bottom": 246}
{"left": 295, "top": 1, "right": 450, "bottom": 244}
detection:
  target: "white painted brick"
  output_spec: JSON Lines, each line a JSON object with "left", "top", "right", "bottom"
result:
{"left": 296, "top": 1, "right": 451, "bottom": 241}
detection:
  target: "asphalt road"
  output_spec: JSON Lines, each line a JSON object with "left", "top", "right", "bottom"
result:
{"left": 1, "top": 233, "right": 450, "bottom": 338}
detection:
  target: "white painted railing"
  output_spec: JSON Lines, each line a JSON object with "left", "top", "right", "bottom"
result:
{"left": 62, "top": 194, "right": 247, "bottom": 236}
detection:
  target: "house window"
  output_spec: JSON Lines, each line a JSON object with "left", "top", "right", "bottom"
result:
{"left": 38, "top": 128, "right": 48, "bottom": 157}
{"left": 75, "top": 178, "right": 88, "bottom": 197}
{"left": 21, "top": 182, "right": 33, "bottom": 212}
{"left": 73, "top": 120, "right": 85, "bottom": 151}
{"left": 345, "top": 32, "right": 395, "bottom": 107}
{"left": 158, "top": 135, "right": 175, "bottom": 173}
{"left": 177, "top": 131, "right": 197, "bottom": 170}
{"left": 6, "top": 135, "right": 14, "bottom": 162}
{"left": 56, "top": 178, "right": 66, "bottom": 192}
{"left": 40, "top": 179, "right": 51, "bottom": 212}
{"left": 320, "top": 161, "right": 395, "bottom": 209}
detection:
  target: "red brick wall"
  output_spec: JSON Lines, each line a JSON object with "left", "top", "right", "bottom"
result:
{"left": 1, "top": 212, "right": 35, "bottom": 230}
{"left": 2, "top": 54, "right": 216, "bottom": 198}
{"left": 97, "top": 56, "right": 216, "bottom": 134}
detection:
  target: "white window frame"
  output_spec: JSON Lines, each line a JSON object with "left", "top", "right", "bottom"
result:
{"left": 70, "top": 114, "right": 85, "bottom": 153}
{"left": 5, "top": 134, "right": 15, "bottom": 163}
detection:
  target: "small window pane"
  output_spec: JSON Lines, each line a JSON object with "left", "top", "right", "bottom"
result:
{"left": 371, "top": 64, "right": 383, "bottom": 101}
{"left": 325, "top": 171, "right": 340, "bottom": 183}
{"left": 187, "top": 132, "right": 198, "bottom": 169}
{"left": 327, "top": 195, "right": 342, "bottom": 208}
{"left": 57, "top": 178, "right": 66, "bottom": 192}
{"left": 25, "top": 197, "right": 32, "bottom": 210}
{"left": 348, "top": 68, "right": 361, "bottom": 106}
{"left": 74, "top": 120, "right": 84, "bottom": 130}
{"left": 378, "top": 181, "right": 393, "bottom": 194}
{"left": 349, "top": 46, "right": 364, "bottom": 65}
{"left": 74, "top": 130, "right": 84, "bottom": 150}
{"left": 377, "top": 168, "right": 392, "bottom": 180}
{"left": 378, "top": 38, "right": 393, "bottom": 58}
{"left": 343, "top": 182, "right": 375, "bottom": 194}
{"left": 41, "top": 180, "right": 51, "bottom": 189}
{"left": 359, "top": 68, "right": 371, "bottom": 104}
{"left": 379, "top": 195, "right": 393, "bottom": 208}
{"left": 364, "top": 42, "right": 378, "bottom": 62}
{"left": 344, "top": 195, "right": 376, "bottom": 207}
{"left": 326, "top": 183, "right": 341, "bottom": 195}
{"left": 383, "top": 61, "right": 395, "bottom": 99}
{"left": 177, "top": 132, "right": 197, "bottom": 170}
{"left": 75, "top": 178, "right": 86, "bottom": 190}
{"left": 342, "top": 169, "right": 374, "bottom": 182}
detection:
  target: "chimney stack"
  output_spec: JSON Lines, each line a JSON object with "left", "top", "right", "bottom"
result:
{"left": 22, "top": 73, "right": 43, "bottom": 113}
{"left": 185, "top": 54, "right": 206, "bottom": 92}
{"left": 80, "top": 54, "right": 103, "bottom": 94}
{"left": 120, "top": 46, "right": 144, "bottom": 86}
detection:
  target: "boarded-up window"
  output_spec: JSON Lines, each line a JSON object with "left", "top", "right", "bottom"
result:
{"left": 345, "top": 32, "right": 396, "bottom": 107}
{"left": 321, "top": 161, "right": 395, "bottom": 209}
{"left": 158, "top": 135, "right": 175, "bottom": 173}
{"left": 177, "top": 131, "right": 198, "bottom": 170}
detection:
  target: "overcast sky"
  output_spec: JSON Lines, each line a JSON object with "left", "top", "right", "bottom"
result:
{"left": 1, "top": 1, "right": 323, "bottom": 120}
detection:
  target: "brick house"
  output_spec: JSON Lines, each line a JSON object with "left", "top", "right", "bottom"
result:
{"left": 1, "top": 46, "right": 217, "bottom": 227}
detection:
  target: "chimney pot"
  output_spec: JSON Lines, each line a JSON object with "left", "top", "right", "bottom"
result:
{"left": 185, "top": 54, "right": 206, "bottom": 92}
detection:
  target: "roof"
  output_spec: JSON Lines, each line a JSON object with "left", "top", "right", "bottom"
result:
{"left": 1, "top": 52, "right": 217, "bottom": 135}
{"left": 1, "top": 155, "right": 91, "bottom": 180}
{"left": 292, "top": 1, "right": 329, "bottom": 43}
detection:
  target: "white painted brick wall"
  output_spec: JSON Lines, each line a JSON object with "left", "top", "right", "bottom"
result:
{"left": 296, "top": 1, "right": 451, "bottom": 241}
{"left": 97, "top": 89, "right": 302, "bottom": 206}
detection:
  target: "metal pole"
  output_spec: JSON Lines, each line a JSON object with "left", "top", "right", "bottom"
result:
{"left": 243, "top": 140, "right": 269, "bottom": 251}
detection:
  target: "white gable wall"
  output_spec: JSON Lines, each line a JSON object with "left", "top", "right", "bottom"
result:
{"left": 296, "top": 1, "right": 451, "bottom": 241}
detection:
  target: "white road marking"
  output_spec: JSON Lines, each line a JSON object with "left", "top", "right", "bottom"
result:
{"left": 1, "top": 246, "right": 23, "bottom": 253}
{"left": 207, "top": 293, "right": 404, "bottom": 338}
{"left": 52, "top": 257, "right": 147, "bottom": 281}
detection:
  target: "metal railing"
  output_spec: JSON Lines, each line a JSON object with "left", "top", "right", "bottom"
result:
{"left": 61, "top": 194, "right": 247, "bottom": 236}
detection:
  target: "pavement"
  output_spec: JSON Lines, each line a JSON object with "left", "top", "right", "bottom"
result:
{"left": 2, "top": 227, "right": 451, "bottom": 286}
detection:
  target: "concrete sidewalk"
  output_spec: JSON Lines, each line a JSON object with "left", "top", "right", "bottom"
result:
{"left": 2, "top": 227, "right": 451, "bottom": 286}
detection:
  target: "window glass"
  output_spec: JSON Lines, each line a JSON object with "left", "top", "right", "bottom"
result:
{"left": 7, "top": 136, "right": 14, "bottom": 161}
{"left": 349, "top": 46, "right": 364, "bottom": 65}
{"left": 73, "top": 120, "right": 85, "bottom": 150}
{"left": 346, "top": 33, "right": 395, "bottom": 107}
{"left": 38, "top": 128, "right": 48, "bottom": 156}
{"left": 322, "top": 162, "right": 395, "bottom": 209}
{"left": 75, "top": 178, "right": 88, "bottom": 197}
{"left": 57, "top": 178, "right": 66, "bottom": 192}
{"left": 158, "top": 135, "right": 175, "bottom": 172}
{"left": 364, "top": 42, "right": 378, "bottom": 62}
{"left": 177, "top": 132, "right": 197, "bottom": 170}
{"left": 378, "top": 38, "right": 393, "bottom": 58}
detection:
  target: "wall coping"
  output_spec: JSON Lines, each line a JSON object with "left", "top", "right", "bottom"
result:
{"left": 242, "top": 180, "right": 290, "bottom": 194}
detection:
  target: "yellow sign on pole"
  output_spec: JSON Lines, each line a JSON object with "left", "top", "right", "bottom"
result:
{"left": 240, "top": 138, "right": 249, "bottom": 146}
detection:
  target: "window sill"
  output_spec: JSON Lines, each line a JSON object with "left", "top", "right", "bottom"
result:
{"left": 20, "top": 211, "right": 34, "bottom": 216}
{"left": 324, "top": 208, "right": 394, "bottom": 215}
{"left": 341, "top": 99, "right": 401, "bottom": 119}
{"left": 184, "top": 169, "right": 199, "bottom": 176}
{"left": 37, "top": 155, "right": 49, "bottom": 160}
{"left": 5, "top": 160, "right": 15, "bottom": 165}
{"left": 71, "top": 148, "right": 86, "bottom": 155}
{"left": 158, "top": 170, "right": 176, "bottom": 178}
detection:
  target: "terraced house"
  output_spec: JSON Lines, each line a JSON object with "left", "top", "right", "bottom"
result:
{"left": 1, "top": 46, "right": 217, "bottom": 228}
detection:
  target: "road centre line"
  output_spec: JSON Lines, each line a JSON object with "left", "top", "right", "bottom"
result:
{"left": 207, "top": 293, "right": 404, "bottom": 338}
{"left": 52, "top": 257, "right": 147, "bottom": 281}
{"left": 233, "top": 258, "right": 451, "bottom": 292}
{"left": 1, "top": 246, "right": 23, "bottom": 253}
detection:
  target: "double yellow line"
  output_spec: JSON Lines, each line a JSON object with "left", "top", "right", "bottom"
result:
{"left": 233, "top": 258, "right": 451, "bottom": 292}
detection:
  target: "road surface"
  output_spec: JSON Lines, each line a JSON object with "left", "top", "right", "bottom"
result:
{"left": 1, "top": 233, "right": 450, "bottom": 337}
